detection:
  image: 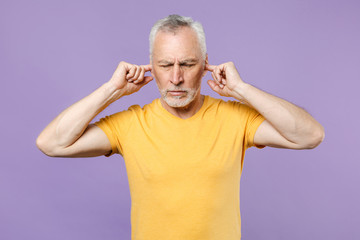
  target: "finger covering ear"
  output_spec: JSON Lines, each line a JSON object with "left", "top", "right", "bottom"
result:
{"left": 207, "top": 80, "right": 221, "bottom": 93}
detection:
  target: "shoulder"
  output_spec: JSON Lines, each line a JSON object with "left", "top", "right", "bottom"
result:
{"left": 205, "top": 95, "right": 251, "bottom": 112}
{"left": 121, "top": 99, "right": 160, "bottom": 120}
{"left": 119, "top": 99, "right": 158, "bottom": 113}
{"left": 99, "top": 99, "right": 156, "bottom": 122}
{"left": 204, "top": 95, "right": 262, "bottom": 125}
{"left": 126, "top": 99, "right": 159, "bottom": 117}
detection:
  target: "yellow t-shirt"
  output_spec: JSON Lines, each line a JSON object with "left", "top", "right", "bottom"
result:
{"left": 95, "top": 95, "right": 265, "bottom": 240}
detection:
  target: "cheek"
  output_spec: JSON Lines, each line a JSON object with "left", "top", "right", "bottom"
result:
{"left": 186, "top": 68, "right": 204, "bottom": 85}
{"left": 153, "top": 69, "right": 169, "bottom": 87}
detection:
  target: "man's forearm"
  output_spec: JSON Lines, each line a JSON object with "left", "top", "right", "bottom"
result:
{"left": 36, "top": 62, "right": 152, "bottom": 157}
{"left": 233, "top": 83, "right": 324, "bottom": 146}
{"left": 37, "top": 82, "right": 122, "bottom": 150}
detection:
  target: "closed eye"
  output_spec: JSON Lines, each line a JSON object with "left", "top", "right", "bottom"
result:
{"left": 181, "top": 64, "right": 195, "bottom": 67}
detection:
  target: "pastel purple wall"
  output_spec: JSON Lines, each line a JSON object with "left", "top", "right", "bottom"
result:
{"left": 1, "top": 0, "right": 359, "bottom": 239}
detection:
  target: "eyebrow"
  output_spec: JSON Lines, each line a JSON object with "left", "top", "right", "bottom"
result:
{"left": 157, "top": 58, "right": 199, "bottom": 65}
{"left": 157, "top": 60, "right": 173, "bottom": 65}
{"left": 180, "top": 59, "right": 198, "bottom": 64}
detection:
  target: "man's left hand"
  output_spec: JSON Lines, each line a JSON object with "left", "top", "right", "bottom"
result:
{"left": 205, "top": 62, "right": 246, "bottom": 101}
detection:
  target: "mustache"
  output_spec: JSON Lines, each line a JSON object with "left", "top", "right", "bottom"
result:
{"left": 165, "top": 86, "right": 191, "bottom": 92}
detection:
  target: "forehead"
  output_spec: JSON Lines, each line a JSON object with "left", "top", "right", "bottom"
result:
{"left": 152, "top": 27, "right": 202, "bottom": 61}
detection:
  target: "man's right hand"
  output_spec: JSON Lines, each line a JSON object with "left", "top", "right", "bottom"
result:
{"left": 36, "top": 61, "right": 154, "bottom": 158}
{"left": 108, "top": 61, "right": 153, "bottom": 97}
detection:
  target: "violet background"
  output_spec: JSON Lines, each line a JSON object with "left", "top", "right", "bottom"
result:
{"left": 1, "top": 0, "right": 359, "bottom": 239}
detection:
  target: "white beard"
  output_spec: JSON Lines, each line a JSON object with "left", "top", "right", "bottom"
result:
{"left": 157, "top": 84, "right": 200, "bottom": 108}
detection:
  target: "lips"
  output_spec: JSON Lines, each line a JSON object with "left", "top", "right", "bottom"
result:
{"left": 168, "top": 91, "right": 186, "bottom": 96}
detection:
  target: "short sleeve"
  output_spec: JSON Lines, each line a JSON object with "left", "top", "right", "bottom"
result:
{"left": 244, "top": 107, "right": 266, "bottom": 149}
{"left": 94, "top": 106, "right": 136, "bottom": 157}
{"left": 228, "top": 100, "right": 266, "bottom": 149}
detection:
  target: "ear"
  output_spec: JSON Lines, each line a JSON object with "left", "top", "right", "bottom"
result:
{"left": 149, "top": 55, "right": 154, "bottom": 77}
{"left": 202, "top": 54, "right": 209, "bottom": 77}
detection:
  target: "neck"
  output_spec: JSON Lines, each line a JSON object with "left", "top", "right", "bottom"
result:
{"left": 160, "top": 93, "right": 205, "bottom": 119}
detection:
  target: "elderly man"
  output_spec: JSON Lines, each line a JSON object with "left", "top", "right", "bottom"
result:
{"left": 37, "top": 14, "right": 324, "bottom": 240}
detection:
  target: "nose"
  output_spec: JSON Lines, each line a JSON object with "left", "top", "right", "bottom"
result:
{"left": 170, "top": 64, "right": 184, "bottom": 85}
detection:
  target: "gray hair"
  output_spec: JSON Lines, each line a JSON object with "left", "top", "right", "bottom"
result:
{"left": 149, "top": 14, "right": 207, "bottom": 61}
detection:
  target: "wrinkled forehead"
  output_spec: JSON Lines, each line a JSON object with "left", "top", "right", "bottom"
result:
{"left": 152, "top": 27, "right": 202, "bottom": 61}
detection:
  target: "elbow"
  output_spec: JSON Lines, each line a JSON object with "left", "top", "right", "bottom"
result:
{"left": 303, "top": 126, "right": 325, "bottom": 149}
{"left": 36, "top": 135, "right": 57, "bottom": 157}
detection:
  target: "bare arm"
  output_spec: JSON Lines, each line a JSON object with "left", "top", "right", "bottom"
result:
{"left": 206, "top": 62, "right": 325, "bottom": 149}
{"left": 36, "top": 61, "right": 153, "bottom": 157}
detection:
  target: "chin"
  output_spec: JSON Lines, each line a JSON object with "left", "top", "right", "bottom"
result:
{"left": 163, "top": 95, "right": 194, "bottom": 108}
{"left": 158, "top": 85, "right": 200, "bottom": 108}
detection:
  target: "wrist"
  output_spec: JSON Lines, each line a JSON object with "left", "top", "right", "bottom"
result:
{"left": 102, "top": 81, "right": 124, "bottom": 102}
{"left": 232, "top": 82, "right": 251, "bottom": 101}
